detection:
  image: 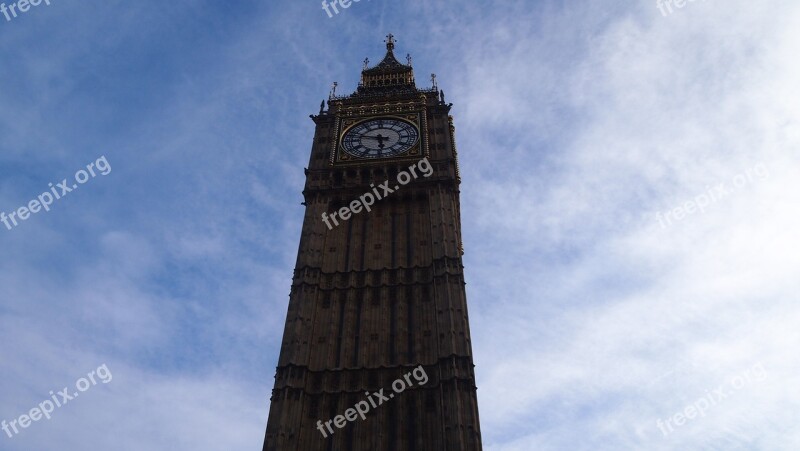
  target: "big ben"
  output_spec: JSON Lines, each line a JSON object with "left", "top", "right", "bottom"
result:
{"left": 263, "top": 35, "right": 483, "bottom": 451}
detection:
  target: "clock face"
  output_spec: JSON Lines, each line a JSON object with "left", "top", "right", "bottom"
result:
{"left": 341, "top": 118, "right": 419, "bottom": 159}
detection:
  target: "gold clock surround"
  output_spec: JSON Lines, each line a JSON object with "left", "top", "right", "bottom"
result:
{"left": 328, "top": 95, "right": 431, "bottom": 166}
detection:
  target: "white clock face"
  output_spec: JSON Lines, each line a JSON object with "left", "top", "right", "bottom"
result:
{"left": 341, "top": 118, "right": 419, "bottom": 159}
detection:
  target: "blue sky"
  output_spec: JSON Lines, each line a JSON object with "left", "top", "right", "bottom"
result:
{"left": 1, "top": 0, "right": 798, "bottom": 449}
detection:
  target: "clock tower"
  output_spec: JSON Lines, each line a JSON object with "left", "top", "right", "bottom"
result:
{"left": 263, "top": 35, "right": 483, "bottom": 451}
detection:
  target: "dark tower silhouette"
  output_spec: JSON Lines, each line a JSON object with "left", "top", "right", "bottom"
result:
{"left": 263, "top": 35, "right": 482, "bottom": 451}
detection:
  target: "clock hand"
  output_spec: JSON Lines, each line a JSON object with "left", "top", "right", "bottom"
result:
{"left": 362, "top": 134, "right": 388, "bottom": 148}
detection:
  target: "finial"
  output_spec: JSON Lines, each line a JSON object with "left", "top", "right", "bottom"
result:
{"left": 406, "top": 54, "right": 412, "bottom": 66}
{"left": 363, "top": 58, "right": 369, "bottom": 69}
{"left": 320, "top": 100, "right": 325, "bottom": 114}
{"left": 431, "top": 73, "right": 438, "bottom": 90}
{"left": 329, "top": 81, "right": 338, "bottom": 100}
{"left": 385, "top": 33, "right": 395, "bottom": 52}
